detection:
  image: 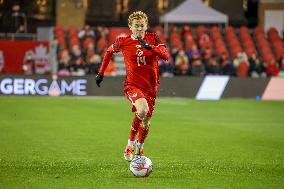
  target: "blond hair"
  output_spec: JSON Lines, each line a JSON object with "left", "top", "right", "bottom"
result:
{"left": 128, "top": 11, "right": 148, "bottom": 26}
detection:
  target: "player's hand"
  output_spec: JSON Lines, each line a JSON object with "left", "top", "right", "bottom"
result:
{"left": 95, "top": 74, "right": 104, "bottom": 87}
{"left": 138, "top": 38, "right": 152, "bottom": 50}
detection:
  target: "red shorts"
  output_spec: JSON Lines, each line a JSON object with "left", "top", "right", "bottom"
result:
{"left": 124, "top": 86, "right": 157, "bottom": 118}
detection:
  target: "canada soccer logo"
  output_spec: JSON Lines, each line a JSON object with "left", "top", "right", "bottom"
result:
{"left": 23, "top": 44, "right": 50, "bottom": 74}
{"left": 136, "top": 49, "right": 143, "bottom": 56}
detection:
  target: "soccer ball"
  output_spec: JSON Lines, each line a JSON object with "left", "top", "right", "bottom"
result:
{"left": 130, "top": 156, "right": 153, "bottom": 177}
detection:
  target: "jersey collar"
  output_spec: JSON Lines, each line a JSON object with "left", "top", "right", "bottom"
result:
{"left": 131, "top": 34, "right": 145, "bottom": 40}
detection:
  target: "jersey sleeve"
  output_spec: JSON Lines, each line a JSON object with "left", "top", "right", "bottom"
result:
{"left": 98, "top": 37, "right": 124, "bottom": 75}
{"left": 152, "top": 32, "right": 170, "bottom": 61}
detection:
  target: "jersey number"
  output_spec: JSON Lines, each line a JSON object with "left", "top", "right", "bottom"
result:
{"left": 137, "top": 56, "right": 146, "bottom": 66}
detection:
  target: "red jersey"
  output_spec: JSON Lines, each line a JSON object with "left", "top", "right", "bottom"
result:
{"left": 99, "top": 32, "right": 169, "bottom": 93}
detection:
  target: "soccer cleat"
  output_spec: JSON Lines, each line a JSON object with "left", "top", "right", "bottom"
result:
{"left": 124, "top": 145, "right": 134, "bottom": 162}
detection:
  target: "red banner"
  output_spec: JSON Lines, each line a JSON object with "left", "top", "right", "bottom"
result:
{"left": 0, "top": 40, "right": 49, "bottom": 74}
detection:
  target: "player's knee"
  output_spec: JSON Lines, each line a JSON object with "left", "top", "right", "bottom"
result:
{"left": 142, "top": 105, "right": 149, "bottom": 117}
{"left": 135, "top": 98, "right": 149, "bottom": 119}
{"left": 137, "top": 106, "right": 149, "bottom": 119}
{"left": 137, "top": 109, "right": 147, "bottom": 119}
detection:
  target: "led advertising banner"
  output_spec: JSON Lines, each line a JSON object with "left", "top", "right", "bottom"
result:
{"left": 0, "top": 76, "right": 87, "bottom": 96}
{"left": 262, "top": 78, "right": 284, "bottom": 100}
{"left": 0, "top": 75, "right": 274, "bottom": 99}
{"left": 196, "top": 76, "right": 230, "bottom": 100}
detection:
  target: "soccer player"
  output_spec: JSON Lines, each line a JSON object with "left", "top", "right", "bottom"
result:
{"left": 95, "top": 11, "right": 169, "bottom": 161}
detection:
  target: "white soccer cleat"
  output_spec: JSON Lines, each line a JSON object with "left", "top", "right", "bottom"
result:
{"left": 124, "top": 145, "right": 134, "bottom": 162}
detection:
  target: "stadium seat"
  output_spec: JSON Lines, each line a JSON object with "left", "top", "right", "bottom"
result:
{"left": 253, "top": 27, "right": 276, "bottom": 63}
{"left": 225, "top": 26, "right": 243, "bottom": 58}
{"left": 97, "top": 37, "right": 107, "bottom": 54}
{"left": 267, "top": 27, "right": 284, "bottom": 60}
{"left": 210, "top": 26, "right": 229, "bottom": 57}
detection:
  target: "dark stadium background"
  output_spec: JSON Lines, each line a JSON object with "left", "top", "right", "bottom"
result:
{"left": 0, "top": 0, "right": 258, "bottom": 31}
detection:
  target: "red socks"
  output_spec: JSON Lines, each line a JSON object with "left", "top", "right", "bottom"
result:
{"left": 138, "top": 126, "right": 149, "bottom": 144}
{"left": 129, "top": 114, "right": 142, "bottom": 141}
{"left": 129, "top": 113, "right": 150, "bottom": 144}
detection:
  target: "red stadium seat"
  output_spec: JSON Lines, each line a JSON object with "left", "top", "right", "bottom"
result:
{"left": 210, "top": 26, "right": 229, "bottom": 57}
{"left": 267, "top": 27, "right": 284, "bottom": 60}
{"left": 253, "top": 27, "right": 276, "bottom": 62}
{"left": 225, "top": 26, "right": 243, "bottom": 58}
{"left": 97, "top": 37, "right": 107, "bottom": 54}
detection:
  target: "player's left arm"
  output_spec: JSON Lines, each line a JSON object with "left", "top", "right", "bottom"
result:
{"left": 152, "top": 32, "right": 170, "bottom": 61}
{"left": 152, "top": 44, "right": 169, "bottom": 61}
{"left": 139, "top": 32, "right": 170, "bottom": 61}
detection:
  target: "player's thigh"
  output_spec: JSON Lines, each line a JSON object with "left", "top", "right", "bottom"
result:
{"left": 134, "top": 98, "right": 149, "bottom": 116}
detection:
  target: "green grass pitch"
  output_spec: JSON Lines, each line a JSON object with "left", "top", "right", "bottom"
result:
{"left": 0, "top": 96, "right": 283, "bottom": 189}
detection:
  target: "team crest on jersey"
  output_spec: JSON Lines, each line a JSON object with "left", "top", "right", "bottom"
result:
{"left": 136, "top": 49, "right": 143, "bottom": 56}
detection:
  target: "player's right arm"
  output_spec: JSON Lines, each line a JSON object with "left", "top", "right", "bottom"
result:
{"left": 96, "top": 37, "right": 123, "bottom": 87}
